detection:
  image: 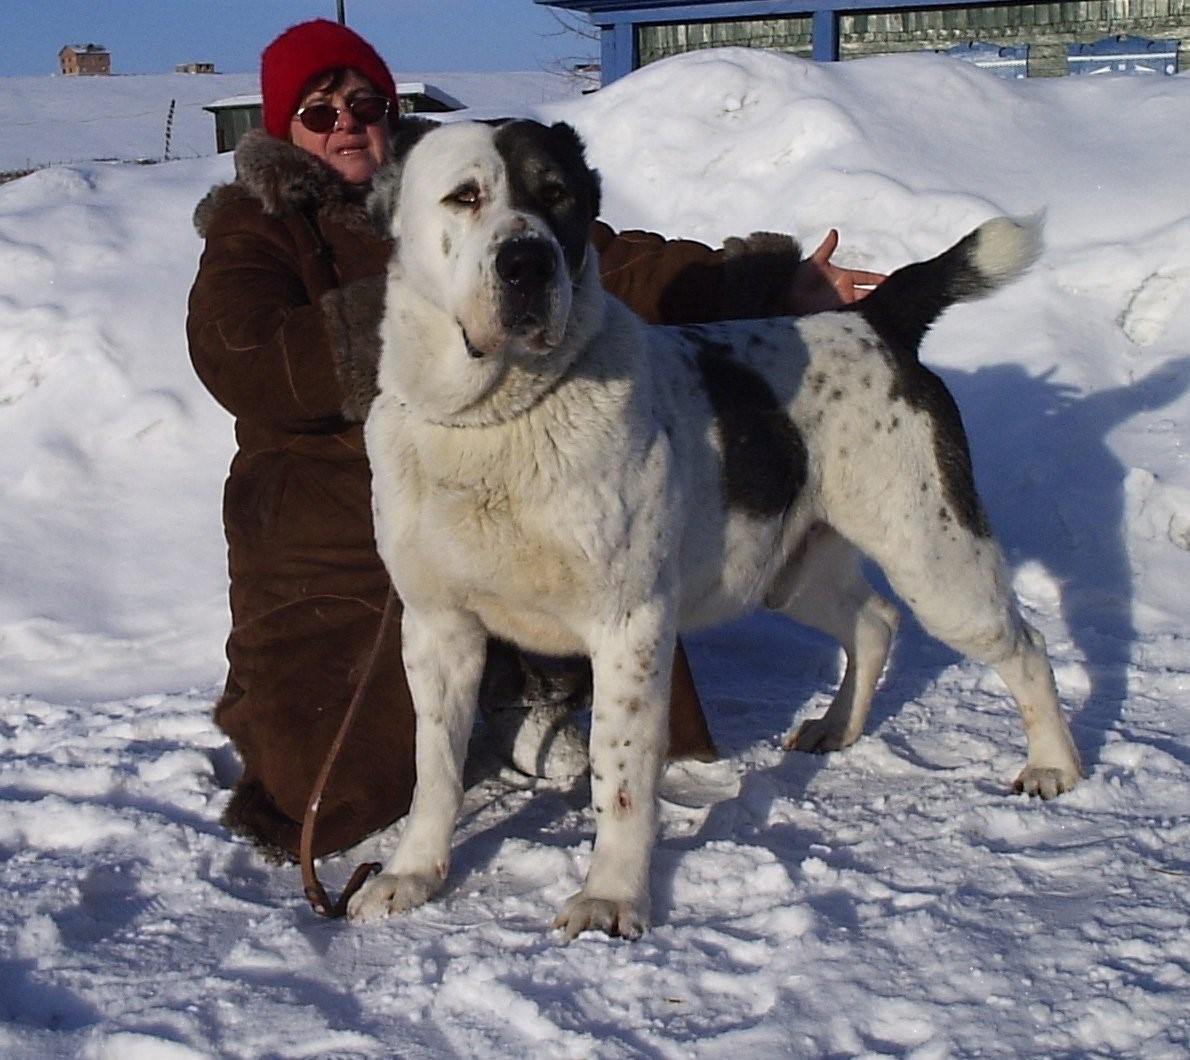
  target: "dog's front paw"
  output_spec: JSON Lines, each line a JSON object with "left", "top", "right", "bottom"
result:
{"left": 783, "top": 716, "right": 858, "bottom": 754}
{"left": 552, "top": 892, "right": 649, "bottom": 942}
{"left": 346, "top": 871, "right": 442, "bottom": 922}
{"left": 1013, "top": 764, "right": 1080, "bottom": 800}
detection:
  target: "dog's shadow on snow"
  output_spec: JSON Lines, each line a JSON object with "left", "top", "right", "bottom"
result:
{"left": 946, "top": 355, "right": 1190, "bottom": 769}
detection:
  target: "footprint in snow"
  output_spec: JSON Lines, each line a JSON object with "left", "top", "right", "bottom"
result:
{"left": 1119, "top": 267, "right": 1190, "bottom": 346}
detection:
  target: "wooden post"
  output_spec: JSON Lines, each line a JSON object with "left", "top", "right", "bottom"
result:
{"left": 811, "top": 9, "right": 839, "bottom": 61}
{"left": 164, "top": 99, "right": 176, "bottom": 161}
{"left": 600, "top": 20, "right": 636, "bottom": 83}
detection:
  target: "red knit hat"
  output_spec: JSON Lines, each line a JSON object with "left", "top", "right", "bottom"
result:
{"left": 260, "top": 19, "right": 397, "bottom": 139}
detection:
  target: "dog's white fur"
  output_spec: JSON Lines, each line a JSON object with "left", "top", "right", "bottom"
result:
{"left": 348, "top": 121, "right": 1081, "bottom": 938}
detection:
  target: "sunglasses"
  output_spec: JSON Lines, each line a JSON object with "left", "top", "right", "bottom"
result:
{"left": 293, "top": 95, "right": 391, "bottom": 134}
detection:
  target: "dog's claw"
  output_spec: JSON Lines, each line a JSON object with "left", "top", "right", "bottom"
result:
{"left": 1012, "top": 765, "right": 1079, "bottom": 800}
{"left": 553, "top": 892, "right": 648, "bottom": 942}
{"left": 346, "top": 871, "right": 441, "bottom": 922}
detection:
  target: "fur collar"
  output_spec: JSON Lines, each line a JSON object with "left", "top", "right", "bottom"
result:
{"left": 193, "top": 130, "right": 375, "bottom": 238}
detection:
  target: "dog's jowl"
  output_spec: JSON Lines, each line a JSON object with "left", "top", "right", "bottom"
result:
{"left": 347, "top": 119, "right": 1082, "bottom": 938}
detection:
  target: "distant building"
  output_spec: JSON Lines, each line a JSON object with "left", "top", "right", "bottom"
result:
{"left": 204, "top": 83, "right": 465, "bottom": 153}
{"left": 176, "top": 62, "right": 216, "bottom": 75}
{"left": 59, "top": 44, "right": 111, "bottom": 76}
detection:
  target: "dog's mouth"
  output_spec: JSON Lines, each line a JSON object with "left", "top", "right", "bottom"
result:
{"left": 462, "top": 321, "right": 558, "bottom": 360}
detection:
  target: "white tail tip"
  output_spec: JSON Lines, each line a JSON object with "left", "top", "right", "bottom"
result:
{"left": 973, "top": 214, "right": 1044, "bottom": 286}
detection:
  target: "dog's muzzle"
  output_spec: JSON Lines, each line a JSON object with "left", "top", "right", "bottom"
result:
{"left": 496, "top": 236, "right": 558, "bottom": 333}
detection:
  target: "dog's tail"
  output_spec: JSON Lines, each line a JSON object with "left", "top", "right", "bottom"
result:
{"left": 853, "top": 215, "right": 1042, "bottom": 357}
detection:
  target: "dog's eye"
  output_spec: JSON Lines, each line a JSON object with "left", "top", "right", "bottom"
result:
{"left": 443, "top": 182, "right": 481, "bottom": 208}
{"left": 539, "top": 182, "right": 571, "bottom": 207}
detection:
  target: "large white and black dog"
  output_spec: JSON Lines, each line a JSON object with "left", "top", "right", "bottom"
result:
{"left": 346, "top": 118, "right": 1082, "bottom": 937}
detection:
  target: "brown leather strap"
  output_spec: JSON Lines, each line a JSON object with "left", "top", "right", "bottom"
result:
{"left": 296, "top": 205, "right": 387, "bottom": 917}
{"left": 299, "top": 587, "right": 399, "bottom": 917}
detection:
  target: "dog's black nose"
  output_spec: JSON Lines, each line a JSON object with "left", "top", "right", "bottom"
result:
{"left": 495, "top": 238, "right": 556, "bottom": 287}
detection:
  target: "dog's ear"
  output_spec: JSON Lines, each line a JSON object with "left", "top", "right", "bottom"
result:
{"left": 391, "top": 116, "right": 437, "bottom": 165}
{"left": 547, "top": 121, "right": 602, "bottom": 222}
{"left": 366, "top": 118, "right": 439, "bottom": 237}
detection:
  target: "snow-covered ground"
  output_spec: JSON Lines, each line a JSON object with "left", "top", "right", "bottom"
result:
{"left": 2, "top": 49, "right": 1188, "bottom": 1058}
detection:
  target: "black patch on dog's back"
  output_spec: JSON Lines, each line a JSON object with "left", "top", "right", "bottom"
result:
{"left": 493, "top": 121, "right": 602, "bottom": 275}
{"left": 846, "top": 235, "right": 994, "bottom": 539}
{"left": 865, "top": 333, "right": 991, "bottom": 539}
{"left": 693, "top": 337, "right": 807, "bottom": 518}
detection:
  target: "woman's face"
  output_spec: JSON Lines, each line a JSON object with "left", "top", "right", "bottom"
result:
{"left": 289, "top": 69, "right": 390, "bottom": 185}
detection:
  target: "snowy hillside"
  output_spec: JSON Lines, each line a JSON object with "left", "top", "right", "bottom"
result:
{"left": 1, "top": 69, "right": 581, "bottom": 170}
{"left": 1, "top": 49, "right": 1188, "bottom": 1058}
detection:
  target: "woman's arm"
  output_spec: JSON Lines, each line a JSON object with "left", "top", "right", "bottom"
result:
{"left": 593, "top": 221, "right": 883, "bottom": 325}
{"left": 186, "top": 203, "right": 348, "bottom": 431}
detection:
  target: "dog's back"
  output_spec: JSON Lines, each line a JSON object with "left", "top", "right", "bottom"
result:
{"left": 646, "top": 217, "right": 1042, "bottom": 630}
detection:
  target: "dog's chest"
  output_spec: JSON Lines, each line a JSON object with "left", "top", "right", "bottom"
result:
{"left": 369, "top": 400, "right": 657, "bottom": 647}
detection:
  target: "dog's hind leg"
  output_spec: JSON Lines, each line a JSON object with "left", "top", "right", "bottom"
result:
{"left": 986, "top": 619, "right": 1082, "bottom": 797}
{"left": 768, "top": 525, "right": 900, "bottom": 754}
{"left": 921, "top": 600, "right": 1080, "bottom": 797}
{"left": 553, "top": 605, "right": 675, "bottom": 941}
{"left": 836, "top": 511, "right": 1082, "bottom": 797}
{"left": 348, "top": 605, "right": 487, "bottom": 922}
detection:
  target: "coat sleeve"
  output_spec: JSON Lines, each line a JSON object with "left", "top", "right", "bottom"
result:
{"left": 592, "top": 220, "right": 803, "bottom": 326}
{"left": 186, "top": 201, "right": 347, "bottom": 431}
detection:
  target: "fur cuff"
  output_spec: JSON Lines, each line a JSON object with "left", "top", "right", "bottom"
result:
{"left": 720, "top": 231, "right": 803, "bottom": 319}
{"left": 321, "top": 276, "right": 385, "bottom": 422}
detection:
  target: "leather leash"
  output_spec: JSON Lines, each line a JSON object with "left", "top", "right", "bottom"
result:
{"left": 299, "top": 587, "right": 399, "bottom": 917}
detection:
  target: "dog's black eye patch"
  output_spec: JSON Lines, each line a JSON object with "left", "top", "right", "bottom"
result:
{"left": 493, "top": 121, "right": 597, "bottom": 275}
{"left": 538, "top": 180, "right": 572, "bottom": 209}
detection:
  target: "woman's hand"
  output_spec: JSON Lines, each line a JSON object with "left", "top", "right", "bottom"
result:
{"left": 787, "top": 230, "right": 885, "bottom": 315}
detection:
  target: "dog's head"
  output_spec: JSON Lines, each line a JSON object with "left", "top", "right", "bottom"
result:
{"left": 369, "top": 118, "right": 603, "bottom": 421}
